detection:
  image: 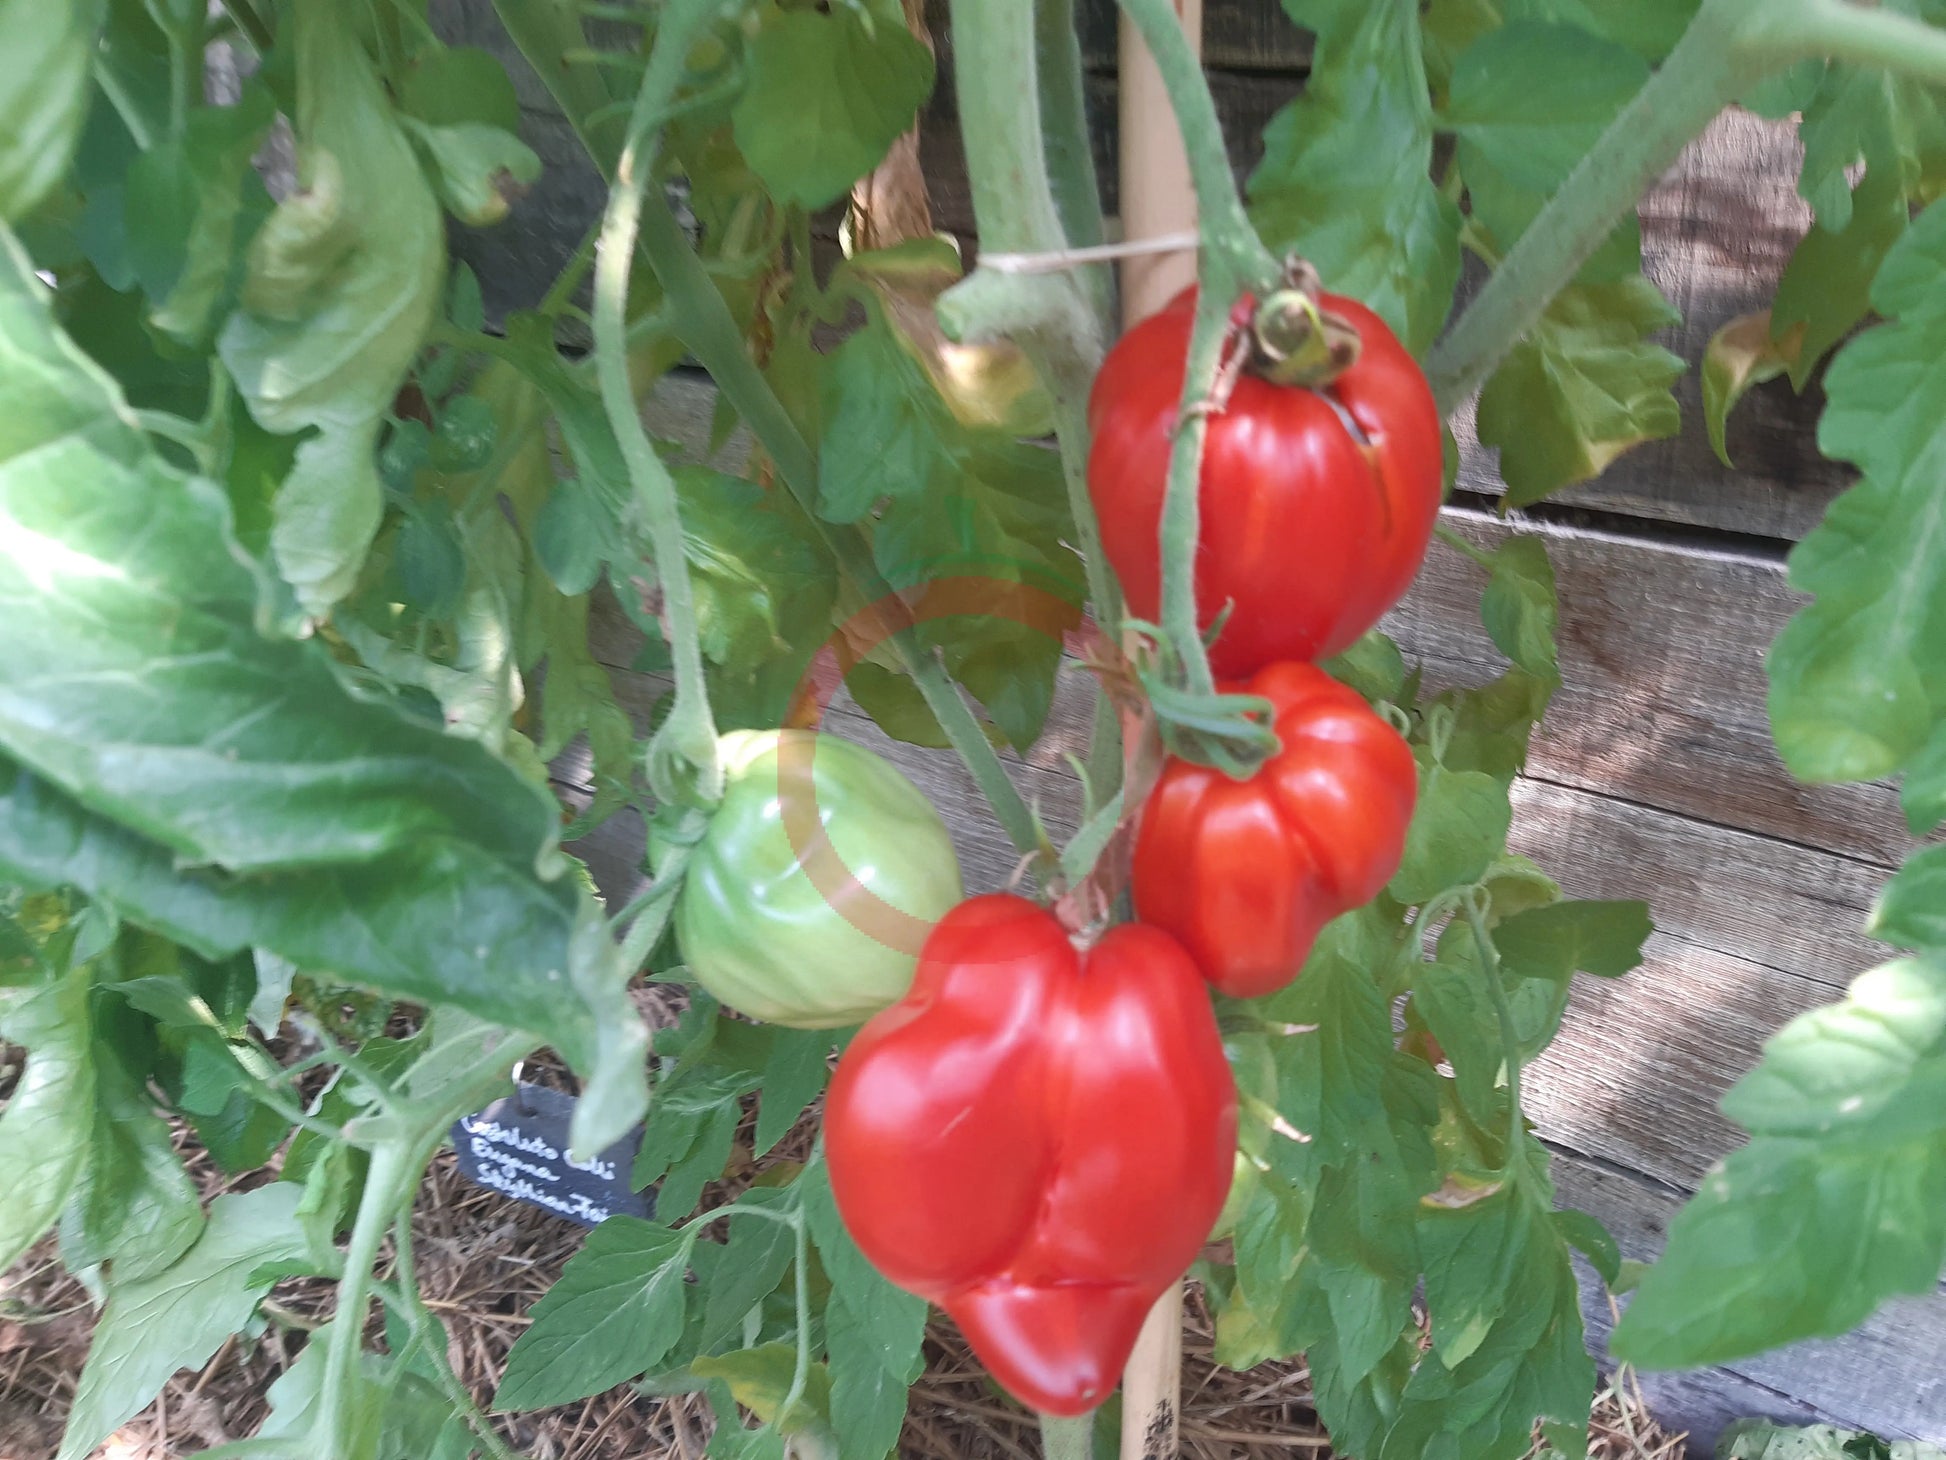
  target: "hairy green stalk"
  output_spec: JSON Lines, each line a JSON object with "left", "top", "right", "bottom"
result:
{"left": 942, "top": 0, "right": 1126, "bottom": 803}
{"left": 592, "top": 0, "right": 728, "bottom": 806}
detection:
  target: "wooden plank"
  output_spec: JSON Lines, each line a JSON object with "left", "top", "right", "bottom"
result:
{"left": 1553, "top": 1150, "right": 1946, "bottom": 1447}
{"left": 1388, "top": 509, "right": 1916, "bottom": 869}
{"left": 1507, "top": 780, "right": 1884, "bottom": 992}
{"left": 1529, "top": 938, "right": 1826, "bottom": 1189}
{"left": 1452, "top": 108, "right": 1847, "bottom": 541}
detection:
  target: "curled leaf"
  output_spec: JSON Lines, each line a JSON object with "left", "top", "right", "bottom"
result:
{"left": 402, "top": 117, "right": 542, "bottom": 227}
{"left": 1702, "top": 310, "right": 1804, "bottom": 468}
{"left": 848, "top": 239, "right": 1054, "bottom": 438}
{"left": 219, "top": 7, "right": 445, "bottom": 617}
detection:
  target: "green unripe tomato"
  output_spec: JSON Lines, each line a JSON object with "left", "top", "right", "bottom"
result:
{"left": 655, "top": 730, "right": 962, "bottom": 1029}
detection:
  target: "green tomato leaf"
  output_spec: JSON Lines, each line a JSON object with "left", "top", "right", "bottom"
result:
{"left": 633, "top": 1070, "right": 758, "bottom": 1220}
{"left": 1724, "top": 958, "right": 1946, "bottom": 1141}
{"left": 756, "top": 1029, "right": 831, "bottom": 1157}
{"left": 1499, "top": 0, "right": 1699, "bottom": 60}
{"left": 395, "top": 501, "right": 468, "bottom": 617}
{"left": 1439, "top": 670, "right": 1555, "bottom": 783}
{"left": 534, "top": 479, "right": 608, "bottom": 597}
{"left": 1901, "top": 720, "right": 1946, "bottom": 835}
{"left": 681, "top": 466, "right": 840, "bottom": 674}
{"left": 1421, "top": 0, "right": 1498, "bottom": 105}
{"left": 1307, "top": 1307, "right": 1421, "bottom": 1460}
{"left": 817, "top": 308, "right": 1081, "bottom": 750}
{"left": 253, "top": 1320, "right": 376, "bottom": 1449}
{"left": 432, "top": 394, "right": 500, "bottom": 473}
{"left": 693, "top": 1345, "right": 832, "bottom": 1435}
{"left": 1613, "top": 1126, "right": 1946, "bottom": 1370}
{"left": 1446, "top": 22, "right": 1649, "bottom": 285}
{"left": 803, "top": 1159, "right": 929, "bottom": 1374}
{"left": 1772, "top": 165, "right": 1909, "bottom": 392}
{"left": 1769, "top": 198, "right": 1946, "bottom": 783}
{"left": 494, "top": 1217, "right": 695, "bottom": 1412}
{"left": 1384, "top": 1184, "right": 1593, "bottom": 1460}
{"left": 1476, "top": 274, "right": 1684, "bottom": 508}
{"left": 63, "top": 1037, "right": 205, "bottom": 1281}
{"left": 1553, "top": 1207, "right": 1622, "bottom": 1287}
{"left": 1494, "top": 899, "right": 1652, "bottom": 980}
{"left": 1302, "top": 1091, "right": 1436, "bottom": 1387}
{"left": 0, "top": 960, "right": 93, "bottom": 1272}
{"left": 1262, "top": 940, "right": 1394, "bottom": 1181}
{"left": 124, "top": 89, "right": 276, "bottom": 347}
{"left": 842, "top": 661, "right": 949, "bottom": 748}
{"left": 401, "top": 116, "right": 542, "bottom": 228}
{"left": 1248, "top": 0, "right": 1460, "bottom": 353}
{"left": 697, "top": 1188, "right": 798, "bottom": 1351}
{"left": 730, "top": 3, "right": 934, "bottom": 211}
{"left": 1613, "top": 957, "right": 1946, "bottom": 1368}
{"left": 398, "top": 45, "right": 524, "bottom": 134}
{"left": 1480, "top": 535, "right": 1559, "bottom": 681}
{"left": 57, "top": 1183, "right": 340, "bottom": 1460}
{"left": 0, "top": 234, "right": 577, "bottom": 876}
{"left": 1323, "top": 631, "right": 1409, "bottom": 707}
{"left": 0, "top": 0, "right": 101, "bottom": 222}
{"left": 0, "top": 755, "right": 645, "bottom": 1143}
{"left": 1389, "top": 766, "right": 1512, "bottom": 904}
{"left": 1701, "top": 310, "right": 1804, "bottom": 468}
{"left": 218, "top": 8, "right": 445, "bottom": 615}
{"left": 816, "top": 321, "right": 939, "bottom": 524}
{"left": 826, "top": 1281, "right": 926, "bottom": 1460}
{"left": 1793, "top": 32, "right": 1946, "bottom": 234}
{"left": 1413, "top": 957, "right": 1504, "bottom": 1130}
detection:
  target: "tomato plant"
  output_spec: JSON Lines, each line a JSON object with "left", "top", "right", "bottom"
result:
{"left": 4, "top": 0, "right": 1946, "bottom": 1456}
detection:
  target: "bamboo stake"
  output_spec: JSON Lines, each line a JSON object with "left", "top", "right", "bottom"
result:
{"left": 1116, "top": 0, "right": 1203, "bottom": 323}
{"left": 1120, "top": 1284, "right": 1184, "bottom": 1458}
{"left": 1114, "top": 8, "right": 1198, "bottom": 1444}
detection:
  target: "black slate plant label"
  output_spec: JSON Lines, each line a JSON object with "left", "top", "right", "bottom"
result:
{"left": 450, "top": 1081, "right": 653, "bottom": 1227}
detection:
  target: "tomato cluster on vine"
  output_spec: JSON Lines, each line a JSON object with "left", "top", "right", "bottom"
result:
{"left": 668, "top": 277, "right": 1442, "bottom": 1416}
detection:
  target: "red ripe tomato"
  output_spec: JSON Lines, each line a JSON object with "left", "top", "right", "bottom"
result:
{"left": 1133, "top": 661, "right": 1417, "bottom": 998}
{"left": 824, "top": 894, "right": 1236, "bottom": 1415}
{"left": 1087, "top": 288, "right": 1443, "bottom": 678}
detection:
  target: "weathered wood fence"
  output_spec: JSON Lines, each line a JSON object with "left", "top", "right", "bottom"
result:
{"left": 439, "top": 0, "right": 1946, "bottom": 1444}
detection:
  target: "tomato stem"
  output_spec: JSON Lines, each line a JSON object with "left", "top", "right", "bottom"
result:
{"left": 1745, "top": 0, "right": 1946, "bottom": 87}
{"left": 1423, "top": 0, "right": 1906, "bottom": 413}
{"left": 1039, "top": 1412, "right": 1095, "bottom": 1460}
{"left": 1111, "top": 0, "right": 1280, "bottom": 295}
{"left": 1433, "top": 521, "right": 1499, "bottom": 573}
{"left": 591, "top": 0, "right": 727, "bottom": 808}
{"left": 1465, "top": 890, "right": 1531, "bottom": 1180}
{"left": 498, "top": 0, "right": 1052, "bottom": 865}
{"left": 942, "top": 0, "right": 1127, "bottom": 808}
{"left": 1035, "top": 0, "right": 1115, "bottom": 328}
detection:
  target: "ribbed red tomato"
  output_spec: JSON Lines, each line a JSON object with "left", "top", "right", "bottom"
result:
{"left": 824, "top": 895, "right": 1236, "bottom": 1415}
{"left": 1087, "top": 288, "right": 1443, "bottom": 678}
{"left": 1133, "top": 661, "right": 1417, "bottom": 998}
